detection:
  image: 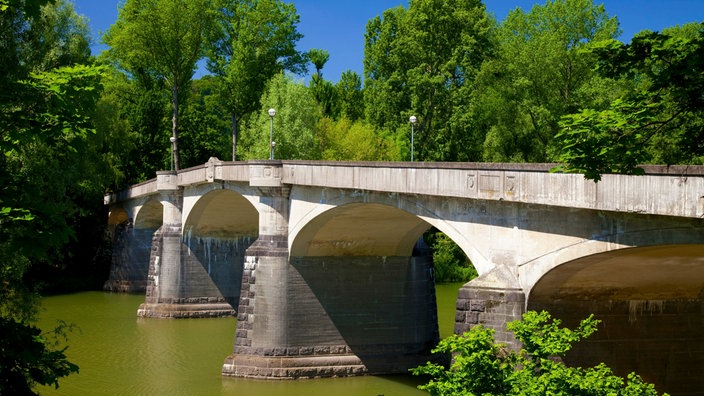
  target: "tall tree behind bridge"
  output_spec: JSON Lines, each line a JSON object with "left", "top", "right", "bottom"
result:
{"left": 205, "top": 0, "right": 306, "bottom": 161}
{"left": 363, "top": 0, "right": 493, "bottom": 162}
{"left": 556, "top": 22, "right": 704, "bottom": 181}
{"left": 103, "top": 0, "right": 213, "bottom": 170}
{"left": 473, "top": 0, "right": 619, "bottom": 163}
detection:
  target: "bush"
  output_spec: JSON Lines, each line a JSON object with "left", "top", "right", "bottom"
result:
{"left": 412, "top": 311, "right": 667, "bottom": 395}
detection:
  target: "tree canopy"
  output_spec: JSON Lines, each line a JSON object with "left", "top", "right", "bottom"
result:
{"left": 555, "top": 23, "right": 704, "bottom": 180}
{"left": 0, "top": 0, "right": 104, "bottom": 392}
{"left": 103, "top": 0, "right": 213, "bottom": 170}
{"left": 206, "top": 0, "right": 306, "bottom": 160}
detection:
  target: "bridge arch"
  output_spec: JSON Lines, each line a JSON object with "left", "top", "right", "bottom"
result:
{"left": 134, "top": 198, "right": 163, "bottom": 230}
{"left": 527, "top": 244, "right": 704, "bottom": 394}
{"left": 107, "top": 206, "right": 128, "bottom": 229}
{"left": 519, "top": 215, "right": 704, "bottom": 295}
{"left": 287, "top": 197, "right": 445, "bottom": 373}
{"left": 104, "top": 197, "right": 163, "bottom": 292}
{"left": 288, "top": 186, "right": 491, "bottom": 274}
{"left": 183, "top": 186, "right": 258, "bottom": 239}
{"left": 290, "top": 202, "right": 430, "bottom": 257}
{"left": 179, "top": 187, "right": 259, "bottom": 308}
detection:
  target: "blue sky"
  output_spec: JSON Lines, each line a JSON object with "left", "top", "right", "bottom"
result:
{"left": 72, "top": 0, "right": 703, "bottom": 82}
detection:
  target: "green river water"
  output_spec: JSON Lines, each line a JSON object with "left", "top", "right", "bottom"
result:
{"left": 38, "top": 283, "right": 464, "bottom": 395}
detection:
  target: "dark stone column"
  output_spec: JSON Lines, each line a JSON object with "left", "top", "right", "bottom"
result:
{"left": 455, "top": 265, "right": 526, "bottom": 351}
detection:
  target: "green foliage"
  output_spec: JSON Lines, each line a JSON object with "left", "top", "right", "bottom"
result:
{"left": 239, "top": 73, "right": 320, "bottom": 160}
{"left": 363, "top": 0, "right": 493, "bottom": 162}
{"left": 474, "top": 0, "right": 619, "bottom": 163}
{"left": 554, "top": 99, "right": 651, "bottom": 181}
{"left": 0, "top": 0, "right": 100, "bottom": 391}
{"left": 335, "top": 70, "right": 364, "bottom": 121}
{"left": 179, "top": 76, "right": 231, "bottom": 167}
{"left": 413, "top": 311, "right": 667, "bottom": 396}
{"left": 308, "top": 48, "right": 330, "bottom": 76}
{"left": 425, "top": 230, "right": 477, "bottom": 283}
{"left": 206, "top": 0, "right": 306, "bottom": 161}
{"left": 93, "top": 67, "right": 171, "bottom": 186}
{"left": 0, "top": 317, "right": 78, "bottom": 395}
{"left": 20, "top": 0, "right": 91, "bottom": 72}
{"left": 554, "top": 23, "right": 704, "bottom": 180}
{"left": 414, "top": 323, "right": 512, "bottom": 395}
{"left": 317, "top": 117, "right": 401, "bottom": 161}
{"left": 104, "top": 0, "right": 214, "bottom": 170}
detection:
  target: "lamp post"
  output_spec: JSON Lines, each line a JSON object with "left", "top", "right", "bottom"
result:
{"left": 169, "top": 136, "right": 176, "bottom": 171}
{"left": 409, "top": 115, "right": 417, "bottom": 162}
{"left": 268, "top": 108, "right": 276, "bottom": 160}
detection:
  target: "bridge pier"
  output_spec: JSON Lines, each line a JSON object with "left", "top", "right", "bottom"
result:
{"left": 137, "top": 171, "right": 235, "bottom": 318}
{"left": 454, "top": 265, "right": 525, "bottom": 351}
{"left": 223, "top": 162, "right": 441, "bottom": 378}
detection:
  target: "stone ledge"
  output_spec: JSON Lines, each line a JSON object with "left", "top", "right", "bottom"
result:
{"left": 222, "top": 354, "right": 368, "bottom": 379}
{"left": 137, "top": 302, "right": 235, "bottom": 318}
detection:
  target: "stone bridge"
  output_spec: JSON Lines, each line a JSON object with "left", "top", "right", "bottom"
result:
{"left": 104, "top": 158, "right": 704, "bottom": 394}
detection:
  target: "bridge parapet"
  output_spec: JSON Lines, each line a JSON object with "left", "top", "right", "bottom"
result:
{"left": 107, "top": 160, "right": 704, "bottom": 219}
{"left": 282, "top": 161, "right": 704, "bottom": 219}
{"left": 104, "top": 178, "right": 157, "bottom": 205}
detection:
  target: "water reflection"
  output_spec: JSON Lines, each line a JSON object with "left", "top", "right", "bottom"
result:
{"left": 38, "top": 283, "right": 463, "bottom": 395}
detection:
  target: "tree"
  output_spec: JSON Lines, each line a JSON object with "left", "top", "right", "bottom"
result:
{"left": 317, "top": 117, "right": 400, "bottom": 161}
{"left": 307, "top": 48, "right": 337, "bottom": 117}
{"left": 555, "top": 23, "right": 704, "bottom": 180}
{"left": 20, "top": 0, "right": 91, "bottom": 72}
{"left": 103, "top": 0, "right": 213, "bottom": 170}
{"left": 336, "top": 70, "right": 364, "bottom": 121}
{"left": 308, "top": 48, "right": 329, "bottom": 77}
{"left": 206, "top": 0, "right": 306, "bottom": 161}
{"left": 474, "top": 0, "right": 619, "bottom": 163}
{"left": 424, "top": 229, "right": 477, "bottom": 282}
{"left": 0, "top": 0, "right": 105, "bottom": 391}
{"left": 363, "top": 0, "right": 493, "bottom": 162}
{"left": 93, "top": 65, "right": 173, "bottom": 187}
{"left": 178, "top": 76, "right": 231, "bottom": 166}
{"left": 413, "top": 311, "right": 667, "bottom": 395}
{"left": 238, "top": 72, "right": 320, "bottom": 160}
{"left": 0, "top": 317, "right": 78, "bottom": 394}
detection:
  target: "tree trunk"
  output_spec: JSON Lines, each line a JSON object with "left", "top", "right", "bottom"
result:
{"left": 172, "top": 84, "right": 180, "bottom": 171}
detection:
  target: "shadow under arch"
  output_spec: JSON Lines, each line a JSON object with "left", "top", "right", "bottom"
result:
{"left": 291, "top": 202, "right": 430, "bottom": 257}
{"left": 528, "top": 244, "right": 704, "bottom": 396}
{"left": 288, "top": 202, "right": 445, "bottom": 373}
{"left": 104, "top": 198, "right": 163, "bottom": 292}
{"left": 288, "top": 187, "right": 492, "bottom": 275}
{"left": 181, "top": 188, "right": 259, "bottom": 309}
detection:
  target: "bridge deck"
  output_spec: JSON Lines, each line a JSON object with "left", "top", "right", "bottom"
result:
{"left": 105, "top": 161, "right": 704, "bottom": 219}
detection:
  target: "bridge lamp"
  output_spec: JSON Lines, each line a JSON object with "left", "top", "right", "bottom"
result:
{"left": 169, "top": 136, "right": 176, "bottom": 171}
{"left": 409, "top": 115, "right": 417, "bottom": 162}
{"left": 268, "top": 108, "right": 276, "bottom": 160}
